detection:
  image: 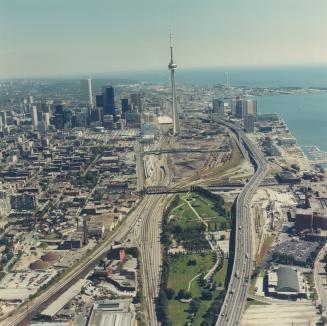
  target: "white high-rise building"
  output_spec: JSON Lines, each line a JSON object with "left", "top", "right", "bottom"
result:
{"left": 80, "top": 79, "right": 93, "bottom": 108}
{"left": 168, "top": 33, "right": 180, "bottom": 135}
{"left": 245, "top": 99, "right": 257, "bottom": 115}
{"left": 44, "top": 112, "right": 50, "bottom": 130}
{"left": 31, "top": 105, "right": 38, "bottom": 130}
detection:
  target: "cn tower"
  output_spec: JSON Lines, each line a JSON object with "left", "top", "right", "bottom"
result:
{"left": 168, "top": 33, "right": 180, "bottom": 135}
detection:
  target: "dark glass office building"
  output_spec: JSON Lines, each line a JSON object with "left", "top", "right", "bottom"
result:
{"left": 103, "top": 86, "right": 115, "bottom": 116}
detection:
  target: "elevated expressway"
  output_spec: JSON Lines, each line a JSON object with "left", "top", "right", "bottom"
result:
{"left": 214, "top": 119, "right": 268, "bottom": 326}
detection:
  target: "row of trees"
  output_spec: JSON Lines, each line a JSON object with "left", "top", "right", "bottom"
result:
{"left": 157, "top": 196, "right": 180, "bottom": 325}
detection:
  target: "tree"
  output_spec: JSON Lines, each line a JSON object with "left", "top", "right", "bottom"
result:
{"left": 176, "top": 289, "right": 186, "bottom": 300}
{"left": 189, "top": 298, "right": 201, "bottom": 313}
{"left": 165, "top": 288, "right": 175, "bottom": 300}
{"left": 221, "top": 222, "right": 227, "bottom": 230}
{"left": 134, "top": 290, "right": 142, "bottom": 304}
{"left": 184, "top": 291, "right": 192, "bottom": 300}
{"left": 187, "top": 259, "right": 197, "bottom": 266}
{"left": 201, "top": 290, "right": 213, "bottom": 301}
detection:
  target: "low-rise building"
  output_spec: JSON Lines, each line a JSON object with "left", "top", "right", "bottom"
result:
{"left": 267, "top": 266, "right": 307, "bottom": 299}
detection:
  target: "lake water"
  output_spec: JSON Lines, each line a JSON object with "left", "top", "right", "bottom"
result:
{"left": 258, "top": 93, "right": 327, "bottom": 154}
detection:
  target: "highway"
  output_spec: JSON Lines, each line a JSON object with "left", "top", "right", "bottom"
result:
{"left": 215, "top": 119, "right": 268, "bottom": 326}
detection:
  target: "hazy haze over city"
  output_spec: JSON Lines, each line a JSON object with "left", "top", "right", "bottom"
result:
{"left": 1, "top": 0, "right": 327, "bottom": 78}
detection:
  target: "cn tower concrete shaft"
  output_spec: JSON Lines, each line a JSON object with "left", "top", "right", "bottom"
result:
{"left": 168, "top": 34, "right": 180, "bottom": 135}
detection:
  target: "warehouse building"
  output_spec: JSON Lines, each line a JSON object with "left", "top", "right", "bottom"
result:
{"left": 268, "top": 266, "right": 307, "bottom": 299}
{"left": 87, "top": 299, "right": 135, "bottom": 326}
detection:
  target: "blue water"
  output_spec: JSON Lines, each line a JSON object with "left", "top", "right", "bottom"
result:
{"left": 108, "top": 64, "right": 327, "bottom": 88}
{"left": 258, "top": 93, "right": 327, "bottom": 155}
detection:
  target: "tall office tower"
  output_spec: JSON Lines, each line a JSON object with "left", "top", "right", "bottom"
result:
{"left": 168, "top": 33, "right": 180, "bottom": 135}
{"left": 212, "top": 99, "right": 225, "bottom": 116}
{"left": 245, "top": 99, "right": 257, "bottom": 115}
{"left": 0, "top": 111, "right": 7, "bottom": 127}
{"left": 41, "top": 101, "right": 51, "bottom": 113}
{"left": 244, "top": 114, "right": 255, "bottom": 133}
{"left": 0, "top": 116, "right": 2, "bottom": 132}
{"left": 130, "top": 93, "right": 142, "bottom": 112}
{"left": 90, "top": 107, "right": 102, "bottom": 123}
{"left": 121, "top": 98, "right": 129, "bottom": 116}
{"left": 54, "top": 105, "right": 65, "bottom": 129}
{"left": 102, "top": 86, "right": 115, "bottom": 116}
{"left": 234, "top": 98, "right": 245, "bottom": 118}
{"left": 31, "top": 105, "right": 38, "bottom": 130}
{"left": 80, "top": 79, "right": 93, "bottom": 108}
{"left": 29, "top": 96, "right": 34, "bottom": 104}
{"left": 96, "top": 94, "right": 104, "bottom": 108}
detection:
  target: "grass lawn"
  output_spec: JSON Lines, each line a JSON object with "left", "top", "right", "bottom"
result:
{"left": 167, "top": 253, "right": 216, "bottom": 325}
{"left": 167, "top": 253, "right": 215, "bottom": 295}
{"left": 165, "top": 193, "right": 230, "bottom": 325}
{"left": 184, "top": 194, "right": 230, "bottom": 231}
{"left": 167, "top": 253, "right": 229, "bottom": 326}
{"left": 170, "top": 197, "right": 198, "bottom": 228}
{"left": 170, "top": 193, "right": 230, "bottom": 232}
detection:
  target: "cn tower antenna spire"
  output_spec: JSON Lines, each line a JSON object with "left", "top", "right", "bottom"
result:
{"left": 170, "top": 31, "right": 174, "bottom": 62}
{"left": 168, "top": 31, "right": 180, "bottom": 135}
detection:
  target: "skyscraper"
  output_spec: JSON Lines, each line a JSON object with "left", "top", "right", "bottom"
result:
{"left": 95, "top": 94, "right": 104, "bottom": 108}
{"left": 80, "top": 79, "right": 93, "bottom": 108}
{"left": 102, "top": 86, "right": 115, "bottom": 117}
{"left": 121, "top": 98, "right": 129, "bottom": 117}
{"left": 54, "top": 105, "right": 64, "bottom": 129}
{"left": 130, "top": 93, "right": 142, "bottom": 112}
{"left": 44, "top": 112, "right": 50, "bottom": 130}
{"left": 234, "top": 99, "right": 246, "bottom": 118}
{"left": 245, "top": 99, "right": 257, "bottom": 115}
{"left": 212, "top": 99, "right": 225, "bottom": 116}
{"left": 244, "top": 114, "right": 255, "bottom": 133}
{"left": 168, "top": 33, "right": 180, "bottom": 135}
{"left": 31, "top": 105, "right": 38, "bottom": 130}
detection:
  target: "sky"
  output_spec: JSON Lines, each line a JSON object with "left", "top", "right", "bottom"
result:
{"left": 1, "top": 0, "right": 327, "bottom": 78}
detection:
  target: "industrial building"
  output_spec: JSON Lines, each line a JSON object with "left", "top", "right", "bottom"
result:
{"left": 87, "top": 299, "right": 135, "bottom": 326}
{"left": 267, "top": 266, "right": 307, "bottom": 299}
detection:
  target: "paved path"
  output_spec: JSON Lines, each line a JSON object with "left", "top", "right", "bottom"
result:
{"left": 187, "top": 274, "right": 201, "bottom": 292}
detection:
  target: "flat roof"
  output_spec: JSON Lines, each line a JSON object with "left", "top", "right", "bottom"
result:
{"left": 88, "top": 300, "right": 135, "bottom": 326}
{"left": 158, "top": 116, "right": 172, "bottom": 124}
